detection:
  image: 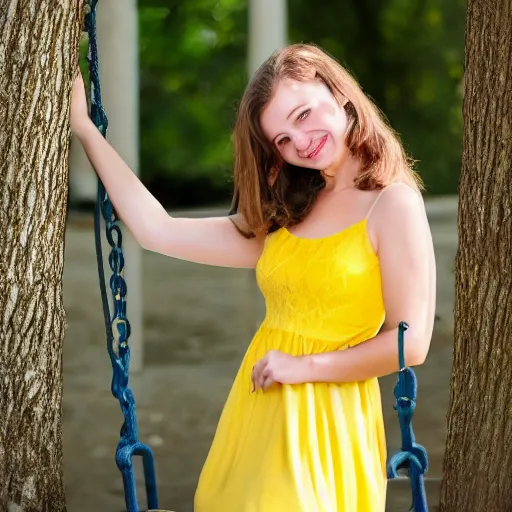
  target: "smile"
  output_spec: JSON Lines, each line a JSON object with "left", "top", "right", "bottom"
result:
{"left": 307, "top": 135, "right": 328, "bottom": 158}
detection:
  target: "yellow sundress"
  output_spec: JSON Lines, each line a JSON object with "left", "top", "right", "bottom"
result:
{"left": 194, "top": 215, "right": 387, "bottom": 511}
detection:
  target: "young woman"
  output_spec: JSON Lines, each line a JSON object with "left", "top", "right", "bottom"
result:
{"left": 71, "top": 43, "right": 436, "bottom": 511}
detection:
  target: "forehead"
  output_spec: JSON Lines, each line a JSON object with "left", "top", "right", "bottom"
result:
{"left": 260, "top": 78, "right": 332, "bottom": 139}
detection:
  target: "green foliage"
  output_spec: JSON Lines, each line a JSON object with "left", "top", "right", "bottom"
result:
{"left": 138, "top": 0, "right": 247, "bottom": 205}
{"left": 137, "top": 0, "right": 465, "bottom": 205}
{"left": 289, "top": 0, "right": 465, "bottom": 194}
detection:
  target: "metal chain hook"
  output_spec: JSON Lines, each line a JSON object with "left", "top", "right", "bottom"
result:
{"left": 83, "top": 2, "right": 160, "bottom": 510}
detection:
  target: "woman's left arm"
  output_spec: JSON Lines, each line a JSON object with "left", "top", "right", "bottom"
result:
{"left": 304, "top": 184, "right": 436, "bottom": 382}
{"left": 251, "top": 185, "right": 436, "bottom": 390}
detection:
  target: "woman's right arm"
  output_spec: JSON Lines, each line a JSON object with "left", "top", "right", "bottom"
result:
{"left": 71, "top": 75, "right": 263, "bottom": 269}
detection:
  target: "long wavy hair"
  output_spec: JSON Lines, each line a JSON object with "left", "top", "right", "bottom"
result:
{"left": 230, "top": 43, "right": 422, "bottom": 236}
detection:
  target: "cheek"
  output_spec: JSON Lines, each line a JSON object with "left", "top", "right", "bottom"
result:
{"left": 278, "top": 145, "right": 305, "bottom": 167}
{"left": 315, "top": 107, "right": 347, "bottom": 136}
{"left": 280, "top": 146, "right": 299, "bottom": 163}
{"left": 329, "top": 110, "right": 349, "bottom": 141}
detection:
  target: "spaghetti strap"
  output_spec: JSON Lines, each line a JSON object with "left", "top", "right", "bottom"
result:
{"left": 364, "top": 182, "right": 409, "bottom": 220}
{"left": 365, "top": 188, "right": 389, "bottom": 220}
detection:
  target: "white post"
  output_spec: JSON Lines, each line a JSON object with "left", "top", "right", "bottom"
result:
{"left": 248, "top": 0, "right": 288, "bottom": 76}
{"left": 96, "top": 0, "right": 143, "bottom": 373}
{"left": 247, "top": 0, "right": 288, "bottom": 330}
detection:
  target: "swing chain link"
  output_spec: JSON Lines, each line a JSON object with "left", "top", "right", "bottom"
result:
{"left": 84, "top": 3, "right": 160, "bottom": 510}
{"left": 84, "top": 0, "right": 133, "bottom": 429}
{"left": 386, "top": 322, "right": 429, "bottom": 512}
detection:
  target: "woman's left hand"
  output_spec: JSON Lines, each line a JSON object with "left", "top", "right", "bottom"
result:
{"left": 251, "top": 350, "right": 309, "bottom": 392}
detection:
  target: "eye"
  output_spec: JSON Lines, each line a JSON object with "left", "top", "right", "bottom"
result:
{"left": 277, "top": 136, "right": 290, "bottom": 147}
{"left": 297, "top": 109, "right": 311, "bottom": 121}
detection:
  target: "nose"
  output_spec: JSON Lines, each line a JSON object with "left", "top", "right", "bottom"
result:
{"left": 292, "top": 132, "right": 311, "bottom": 152}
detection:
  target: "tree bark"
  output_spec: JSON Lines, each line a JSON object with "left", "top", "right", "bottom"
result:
{"left": 439, "top": 0, "right": 512, "bottom": 510}
{"left": 0, "top": 2, "right": 83, "bottom": 511}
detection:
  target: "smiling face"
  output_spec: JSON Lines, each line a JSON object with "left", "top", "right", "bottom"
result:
{"left": 259, "top": 78, "right": 351, "bottom": 173}
{"left": 231, "top": 43, "right": 420, "bottom": 234}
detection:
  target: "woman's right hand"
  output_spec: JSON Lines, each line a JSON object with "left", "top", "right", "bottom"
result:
{"left": 70, "top": 72, "right": 92, "bottom": 138}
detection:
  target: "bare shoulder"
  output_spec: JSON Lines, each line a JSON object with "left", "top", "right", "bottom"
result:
{"left": 368, "top": 182, "right": 430, "bottom": 253}
{"left": 380, "top": 182, "right": 424, "bottom": 214}
{"left": 374, "top": 182, "right": 427, "bottom": 228}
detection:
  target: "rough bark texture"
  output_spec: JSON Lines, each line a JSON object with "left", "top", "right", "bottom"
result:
{"left": 0, "top": 2, "right": 83, "bottom": 511}
{"left": 439, "top": 0, "right": 512, "bottom": 510}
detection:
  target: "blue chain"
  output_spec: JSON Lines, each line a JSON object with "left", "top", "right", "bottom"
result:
{"left": 83, "top": 2, "right": 159, "bottom": 510}
{"left": 387, "top": 322, "right": 428, "bottom": 512}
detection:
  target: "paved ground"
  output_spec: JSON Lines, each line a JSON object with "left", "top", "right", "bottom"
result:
{"left": 62, "top": 197, "right": 457, "bottom": 511}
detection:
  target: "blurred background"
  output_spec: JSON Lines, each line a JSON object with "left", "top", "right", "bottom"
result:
{"left": 63, "top": 0, "right": 464, "bottom": 510}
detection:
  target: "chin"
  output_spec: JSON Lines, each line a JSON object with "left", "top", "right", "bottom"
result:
{"left": 291, "top": 156, "right": 333, "bottom": 171}
{"left": 297, "top": 157, "right": 332, "bottom": 171}
{"left": 303, "top": 162, "right": 325, "bottom": 171}
{"left": 315, "top": 158, "right": 336, "bottom": 172}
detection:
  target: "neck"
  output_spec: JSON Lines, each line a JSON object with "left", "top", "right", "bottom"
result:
{"left": 323, "top": 152, "right": 362, "bottom": 191}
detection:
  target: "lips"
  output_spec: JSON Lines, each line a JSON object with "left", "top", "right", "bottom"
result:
{"left": 307, "top": 135, "right": 328, "bottom": 158}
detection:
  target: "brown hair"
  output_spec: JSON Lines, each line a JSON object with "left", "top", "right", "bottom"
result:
{"left": 230, "top": 43, "right": 423, "bottom": 236}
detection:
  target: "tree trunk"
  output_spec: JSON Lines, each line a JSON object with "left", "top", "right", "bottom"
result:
{"left": 0, "top": 2, "right": 82, "bottom": 511}
{"left": 439, "top": 0, "right": 512, "bottom": 511}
